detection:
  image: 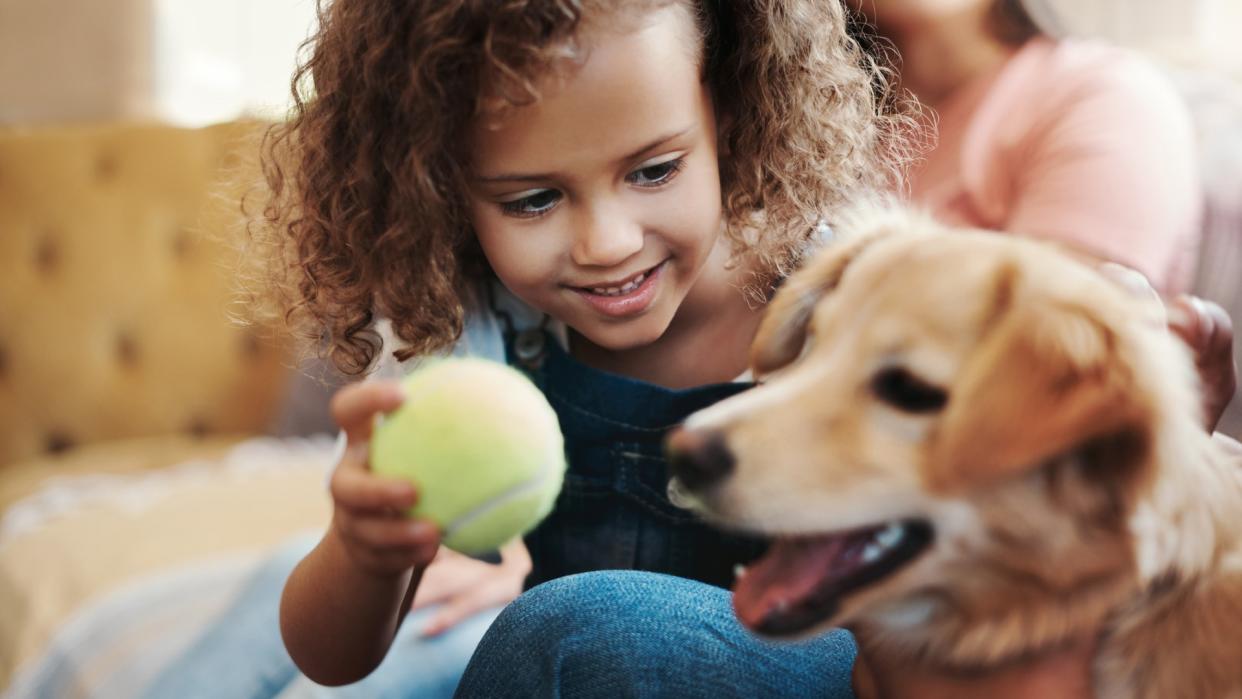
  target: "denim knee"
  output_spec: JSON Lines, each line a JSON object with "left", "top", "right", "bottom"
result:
{"left": 455, "top": 571, "right": 858, "bottom": 699}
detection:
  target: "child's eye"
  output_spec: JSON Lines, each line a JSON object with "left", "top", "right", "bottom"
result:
{"left": 500, "top": 189, "right": 562, "bottom": 218}
{"left": 627, "top": 157, "right": 685, "bottom": 188}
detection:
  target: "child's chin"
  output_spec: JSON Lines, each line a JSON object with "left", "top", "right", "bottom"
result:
{"left": 571, "top": 313, "right": 672, "bottom": 352}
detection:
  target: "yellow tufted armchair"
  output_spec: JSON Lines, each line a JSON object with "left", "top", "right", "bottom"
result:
{"left": 0, "top": 122, "right": 346, "bottom": 690}
{"left": 0, "top": 122, "right": 294, "bottom": 477}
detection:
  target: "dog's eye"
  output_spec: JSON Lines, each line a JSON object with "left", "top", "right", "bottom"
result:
{"left": 871, "top": 367, "right": 948, "bottom": 414}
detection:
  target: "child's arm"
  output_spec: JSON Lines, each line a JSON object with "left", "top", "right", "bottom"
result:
{"left": 280, "top": 381, "right": 441, "bottom": 686}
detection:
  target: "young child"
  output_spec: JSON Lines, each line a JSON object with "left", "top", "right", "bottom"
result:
{"left": 265, "top": 0, "right": 900, "bottom": 695}
{"left": 263, "top": 0, "right": 1235, "bottom": 697}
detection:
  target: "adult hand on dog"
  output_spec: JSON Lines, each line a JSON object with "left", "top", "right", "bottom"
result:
{"left": 1167, "top": 295, "right": 1236, "bottom": 431}
{"left": 410, "top": 538, "right": 530, "bottom": 637}
{"left": 1098, "top": 264, "right": 1236, "bottom": 431}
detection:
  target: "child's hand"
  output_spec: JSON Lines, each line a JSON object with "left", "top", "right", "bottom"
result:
{"left": 327, "top": 381, "right": 441, "bottom": 577}
{"left": 412, "top": 538, "right": 532, "bottom": 637}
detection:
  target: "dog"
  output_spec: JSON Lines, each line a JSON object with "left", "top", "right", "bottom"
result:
{"left": 667, "top": 208, "right": 1242, "bottom": 698}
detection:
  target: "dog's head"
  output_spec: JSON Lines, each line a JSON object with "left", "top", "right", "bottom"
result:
{"left": 668, "top": 208, "right": 1202, "bottom": 666}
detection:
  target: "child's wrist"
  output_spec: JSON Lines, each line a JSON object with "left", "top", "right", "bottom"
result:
{"left": 324, "top": 520, "right": 413, "bottom": 583}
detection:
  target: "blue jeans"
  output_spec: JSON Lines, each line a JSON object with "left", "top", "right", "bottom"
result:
{"left": 455, "top": 571, "right": 857, "bottom": 698}
{"left": 142, "top": 533, "right": 499, "bottom": 699}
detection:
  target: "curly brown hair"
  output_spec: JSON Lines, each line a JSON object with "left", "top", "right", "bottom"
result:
{"left": 254, "top": 0, "right": 908, "bottom": 375}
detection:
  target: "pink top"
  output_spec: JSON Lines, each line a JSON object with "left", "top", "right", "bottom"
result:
{"left": 909, "top": 37, "right": 1202, "bottom": 292}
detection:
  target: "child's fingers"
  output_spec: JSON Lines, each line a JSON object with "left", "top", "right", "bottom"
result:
{"left": 331, "top": 381, "right": 406, "bottom": 445}
{"left": 329, "top": 460, "right": 418, "bottom": 511}
{"left": 411, "top": 551, "right": 495, "bottom": 610}
{"left": 341, "top": 516, "right": 439, "bottom": 550}
{"left": 420, "top": 574, "right": 522, "bottom": 637}
{"left": 349, "top": 539, "right": 441, "bottom": 576}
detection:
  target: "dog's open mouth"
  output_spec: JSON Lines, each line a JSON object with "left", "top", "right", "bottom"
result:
{"left": 733, "top": 520, "right": 933, "bottom": 636}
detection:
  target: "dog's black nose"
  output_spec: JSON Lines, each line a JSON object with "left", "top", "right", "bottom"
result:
{"left": 666, "top": 427, "right": 735, "bottom": 491}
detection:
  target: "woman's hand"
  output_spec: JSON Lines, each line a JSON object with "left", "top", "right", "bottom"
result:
{"left": 1099, "top": 263, "right": 1237, "bottom": 431}
{"left": 1167, "top": 295, "right": 1236, "bottom": 431}
{"left": 412, "top": 538, "right": 532, "bottom": 637}
{"left": 327, "top": 381, "right": 442, "bottom": 578}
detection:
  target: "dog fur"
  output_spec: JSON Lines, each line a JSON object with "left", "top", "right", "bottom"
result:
{"left": 674, "top": 208, "right": 1242, "bottom": 698}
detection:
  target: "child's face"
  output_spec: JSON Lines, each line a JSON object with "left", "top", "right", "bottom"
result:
{"left": 467, "top": 5, "right": 725, "bottom": 352}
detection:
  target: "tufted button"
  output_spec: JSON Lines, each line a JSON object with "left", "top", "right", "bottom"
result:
{"left": 187, "top": 418, "right": 210, "bottom": 439}
{"left": 218, "top": 148, "right": 242, "bottom": 171}
{"left": 171, "top": 226, "right": 193, "bottom": 259}
{"left": 513, "top": 328, "right": 547, "bottom": 366}
{"left": 45, "top": 431, "right": 76, "bottom": 455}
{"left": 34, "top": 231, "right": 61, "bottom": 274}
{"left": 116, "top": 331, "right": 140, "bottom": 368}
{"left": 94, "top": 152, "right": 119, "bottom": 182}
{"left": 239, "top": 329, "right": 265, "bottom": 360}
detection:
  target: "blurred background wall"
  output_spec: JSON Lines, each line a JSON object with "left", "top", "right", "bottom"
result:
{"left": 0, "top": 0, "right": 317, "bottom": 126}
{"left": 2, "top": 0, "right": 1239, "bottom": 128}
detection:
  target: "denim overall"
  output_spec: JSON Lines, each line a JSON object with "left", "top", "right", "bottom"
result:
{"left": 503, "top": 325, "right": 768, "bottom": 590}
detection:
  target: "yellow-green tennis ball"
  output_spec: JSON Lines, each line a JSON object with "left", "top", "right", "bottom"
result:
{"left": 370, "top": 358, "right": 566, "bottom": 555}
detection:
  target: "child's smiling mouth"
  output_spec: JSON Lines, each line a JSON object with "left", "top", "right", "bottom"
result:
{"left": 569, "top": 260, "right": 668, "bottom": 318}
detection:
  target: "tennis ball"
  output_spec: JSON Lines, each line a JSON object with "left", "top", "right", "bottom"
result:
{"left": 370, "top": 358, "right": 566, "bottom": 555}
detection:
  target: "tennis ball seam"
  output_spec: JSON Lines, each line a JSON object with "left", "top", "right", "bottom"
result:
{"left": 442, "top": 451, "right": 559, "bottom": 541}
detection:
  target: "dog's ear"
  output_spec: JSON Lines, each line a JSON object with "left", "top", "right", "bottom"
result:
{"left": 751, "top": 234, "right": 882, "bottom": 376}
{"left": 929, "top": 300, "right": 1150, "bottom": 489}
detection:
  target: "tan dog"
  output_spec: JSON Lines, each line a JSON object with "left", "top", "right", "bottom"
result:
{"left": 667, "top": 208, "right": 1242, "bottom": 698}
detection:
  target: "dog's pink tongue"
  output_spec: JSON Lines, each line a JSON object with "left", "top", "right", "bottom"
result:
{"left": 732, "top": 535, "right": 854, "bottom": 631}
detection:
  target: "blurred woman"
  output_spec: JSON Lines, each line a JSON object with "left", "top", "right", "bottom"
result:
{"left": 854, "top": 0, "right": 1202, "bottom": 292}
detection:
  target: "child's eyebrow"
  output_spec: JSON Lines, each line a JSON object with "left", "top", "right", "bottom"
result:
{"left": 474, "top": 126, "right": 694, "bottom": 184}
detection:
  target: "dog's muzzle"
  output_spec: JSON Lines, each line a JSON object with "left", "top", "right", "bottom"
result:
{"left": 666, "top": 427, "right": 735, "bottom": 491}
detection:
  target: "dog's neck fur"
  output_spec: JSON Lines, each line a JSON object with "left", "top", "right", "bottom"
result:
{"left": 858, "top": 414, "right": 1242, "bottom": 696}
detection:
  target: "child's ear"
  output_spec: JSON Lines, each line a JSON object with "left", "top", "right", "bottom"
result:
{"left": 751, "top": 233, "right": 881, "bottom": 376}
{"left": 929, "top": 300, "right": 1151, "bottom": 490}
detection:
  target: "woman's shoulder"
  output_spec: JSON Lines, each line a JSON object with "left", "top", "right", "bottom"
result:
{"left": 961, "top": 36, "right": 1194, "bottom": 172}
{"left": 1000, "top": 37, "right": 1185, "bottom": 120}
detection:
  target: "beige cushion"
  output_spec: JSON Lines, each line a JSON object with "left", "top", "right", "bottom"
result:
{"left": 0, "top": 434, "right": 333, "bottom": 686}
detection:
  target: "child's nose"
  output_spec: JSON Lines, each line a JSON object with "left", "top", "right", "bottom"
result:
{"left": 570, "top": 206, "right": 644, "bottom": 268}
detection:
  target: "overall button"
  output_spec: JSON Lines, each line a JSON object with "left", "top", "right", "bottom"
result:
{"left": 513, "top": 328, "right": 547, "bottom": 367}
